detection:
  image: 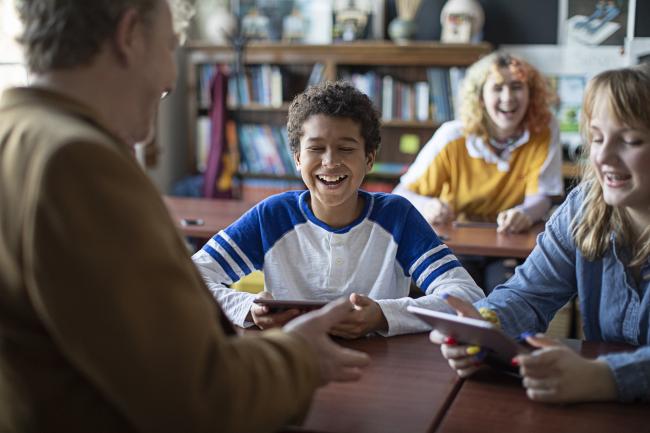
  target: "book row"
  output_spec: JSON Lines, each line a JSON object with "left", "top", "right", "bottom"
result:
{"left": 196, "top": 63, "right": 465, "bottom": 124}
{"left": 196, "top": 118, "right": 296, "bottom": 176}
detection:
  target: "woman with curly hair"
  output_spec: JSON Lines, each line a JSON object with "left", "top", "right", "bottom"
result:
{"left": 394, "top": 52, "right": 564, "bottom": 292}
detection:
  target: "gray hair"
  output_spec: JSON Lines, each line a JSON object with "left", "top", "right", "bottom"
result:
{"left": 16, "top": 0, "right": 193, "bottom": 73}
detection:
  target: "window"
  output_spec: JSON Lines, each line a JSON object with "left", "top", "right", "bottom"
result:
{"left": 0, "top": 0, "right": 28, "bottom": 95}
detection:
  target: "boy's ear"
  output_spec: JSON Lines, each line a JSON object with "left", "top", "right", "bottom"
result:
{"left": 366, "top": 150, "right": 376, "bottom": 171}
{"left": 293, "top": 150, "right": 301, "bottom": 170}
{"left": 112, "top": 7, "right": 144, "bottom": 66}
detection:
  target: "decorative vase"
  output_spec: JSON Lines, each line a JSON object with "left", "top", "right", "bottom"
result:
{"left": 194, "top": 3, "right": 236, "bottom": 44}
{"left": 388, "top": 17, "right": 417, "bottom": 44}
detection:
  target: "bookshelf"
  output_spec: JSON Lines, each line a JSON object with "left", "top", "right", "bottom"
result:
{"left": 185, "top": 41, "right": 492, "bottom": 196}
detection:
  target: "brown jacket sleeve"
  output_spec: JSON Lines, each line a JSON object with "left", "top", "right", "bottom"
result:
{"left": 23, "top": 140, "right": 320, "bottom": 433}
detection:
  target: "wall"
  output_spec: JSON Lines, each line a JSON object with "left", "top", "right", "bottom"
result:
{"left": 148, "top": 50, "right": 191, "bottom": 193}
{"left": 386, "top": 0, "right": 648, "bottom": 44}
{"left": 154, "top": 0, "right": 649, "bottom": 193}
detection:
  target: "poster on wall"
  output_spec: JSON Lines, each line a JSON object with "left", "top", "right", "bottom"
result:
{"left": 557, "top": 0, "right": 636, "bottom": 46}
{"left": 547, "top": 75, "right": 586, "bottom": 160}
{"left": 501, "top": 44, "right": 626, "bottom": 160}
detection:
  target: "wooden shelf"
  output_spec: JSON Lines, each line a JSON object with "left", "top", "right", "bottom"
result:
{"left": 382, "top": 119, "right": 439, "bottom": 128}
{"left": 184, "top": 41, "right": 493, "bottom": 182}
{"left": 186, "top": 41, "right": 492, "bottom": 67}
{"left": 227, "top": 103, "right": 291, "bottom": 112}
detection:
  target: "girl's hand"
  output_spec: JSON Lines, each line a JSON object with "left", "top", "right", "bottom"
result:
{"left": 514, "top": 334, "right": 619, "bottom": 403}
{"left": 429, "top": 294, "right": 487, "bottom": 377}
{"left": 424, "top": 198, "right": 455, "bottom": 225}
{"left": 497, "top": 208, "right": 533, "bottom": 233}
{"left": 330, "top": 293, "right": 388, "bottom": 339}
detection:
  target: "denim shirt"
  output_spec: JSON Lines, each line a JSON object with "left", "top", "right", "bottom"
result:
{"left": 475, "top": 185, "right": 650, "bottom": 402}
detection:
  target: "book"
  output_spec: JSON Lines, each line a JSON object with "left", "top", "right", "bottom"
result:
{"left": 427, "top": 67, "right": 452, "bottom": 123}
{"left": 415, "top": 81, "right": 430, "bottom": 121}
{"left": 381, "top": 75, "right": 394, "bottom": 120}
{"left": 448, "top": 67, "right": 466, "bottom": 119}
{"left": 195, "top": 116, "right": 211, "bottom": 172}
{"left": 237, "top": 124, "right": 261, "bottom": 173}
{"left": 306, "top": 63, "right": 325, "bottom": 89}
{"left": 270, "top": 66, "right": 283, "bottom": 107}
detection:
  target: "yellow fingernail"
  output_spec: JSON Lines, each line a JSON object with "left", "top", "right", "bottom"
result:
{"left": 466, "top": 345, "right": 481, "bottom": 355}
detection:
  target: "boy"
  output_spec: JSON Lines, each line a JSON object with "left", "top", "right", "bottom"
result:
{"left": 193, "top": 81, "right": 484, "bottom": 338}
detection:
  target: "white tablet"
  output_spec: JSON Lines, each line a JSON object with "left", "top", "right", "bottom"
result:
{"left": 407, "top": 306, "right": 532, "bottom": 363}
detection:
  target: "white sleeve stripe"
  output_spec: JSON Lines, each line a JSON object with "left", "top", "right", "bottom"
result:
{"left": 409, "top": 244, "right": 448, "bottom": 275}
{"left": 219, "top": 231, "right": 256, "bottom": 271}
{"left": 415, "top": 255, "right": 458, "bottom": 288}
{"left": 207, "top": 237, "right": 247, "bottom": 279}
{"left": 192, "top": 250, "right": 235, "bottom": 285}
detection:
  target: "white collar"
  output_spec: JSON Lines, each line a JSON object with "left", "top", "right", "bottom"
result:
{"left": 465, "top": 129, "right": 530, "bottom": 172}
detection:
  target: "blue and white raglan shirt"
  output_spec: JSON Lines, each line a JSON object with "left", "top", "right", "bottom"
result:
{"left": 192, "top": 190, "right": 484, "bottom": 336}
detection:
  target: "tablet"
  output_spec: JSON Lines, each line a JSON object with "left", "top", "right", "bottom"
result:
{"left": 253, "top": 299, "right": 329, "bottom": 314}
{"left": 407, "top": 306, "right": 531, "bottom": 363}
{"left": 451, "top": 221, "right": 498, "bottom": 229}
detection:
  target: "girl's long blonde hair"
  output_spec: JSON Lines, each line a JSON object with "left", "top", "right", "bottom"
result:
{"left": 460, "top": 52, "right": 553, "bottom": 141}
{"left": 572, "top": 64, "right": 650, "bottom": 267}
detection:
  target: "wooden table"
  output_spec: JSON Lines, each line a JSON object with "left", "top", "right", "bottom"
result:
{"left": 437, "top": 341, "right": 649, "bottom": 433}
{"left": 282, "top": 336, "right": 646, "bottom": 433}
{"left": 285, "top": 334, "right": 461, "bottom": 433}
{"left": 163, "top": 195, "right": 255, "bottom": 239}
{"left": 433, "top": 222, "right": 543, "bottom": 259}
{"left": 164, "top": 196, "right": 542, "bottom": 258}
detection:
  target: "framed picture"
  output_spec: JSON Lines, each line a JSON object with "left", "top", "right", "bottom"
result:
{"left": 557, "top": 0, "right": 636, "bottom": 46}
{"left": 238, "top": 0, "right": 295, "bottom": 41}
{"left": 332, "top": 0, "right": 385, "bottom": 42}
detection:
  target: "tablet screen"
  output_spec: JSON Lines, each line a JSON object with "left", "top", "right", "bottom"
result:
{"left": 253, "top": 299, "right": 328, "bottom": 313}
{"left": 407, "top": 306, "right": 531, "bottom": 363}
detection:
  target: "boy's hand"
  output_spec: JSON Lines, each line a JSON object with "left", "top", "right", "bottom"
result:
{"left": 329, "top": 293, "right": 388, "bottom": 339}
{"left": 497, "top": 208, "right": 533, "bottom": 233}
{"left": 513, "top": 334, "right": 618, "bottom": 403}
{"left": 250, "top": 291, "right": 301, "bottom": 329}
{"left": 284, "top": 298, "right": 370, "bottom": 384}
{"left": 423, "top": 198, "right": 455, "bottom": 225}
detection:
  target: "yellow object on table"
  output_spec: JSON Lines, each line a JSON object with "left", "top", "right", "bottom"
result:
{"left": 231, "top": 270, "right": 264, "bottom": 294}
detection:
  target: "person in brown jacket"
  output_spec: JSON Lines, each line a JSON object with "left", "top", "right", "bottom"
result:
{"left": 0, "top": 1, "right": 369, "bottom": 432}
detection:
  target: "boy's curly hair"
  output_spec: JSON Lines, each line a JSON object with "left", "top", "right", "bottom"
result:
{"left": 287, "top": 81, "right": 381, "bottom": 154}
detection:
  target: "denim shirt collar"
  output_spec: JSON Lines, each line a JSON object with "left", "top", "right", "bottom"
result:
{"left": 610, "top": 231, "right": 626, "bottom": 263}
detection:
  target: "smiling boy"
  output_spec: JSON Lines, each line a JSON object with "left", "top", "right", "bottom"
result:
{"left": 193, "top": 81, "right": 484, "bottom": 338}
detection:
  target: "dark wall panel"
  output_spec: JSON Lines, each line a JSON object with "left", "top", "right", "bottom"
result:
{"left": 635, "top": 0, "right": 650, "bottom": 37}
{"left": 386, "top": 0, "right": 559, "bottom": 45}
{"left": 480, "top": 0, "right": 558, "bottom": 45}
